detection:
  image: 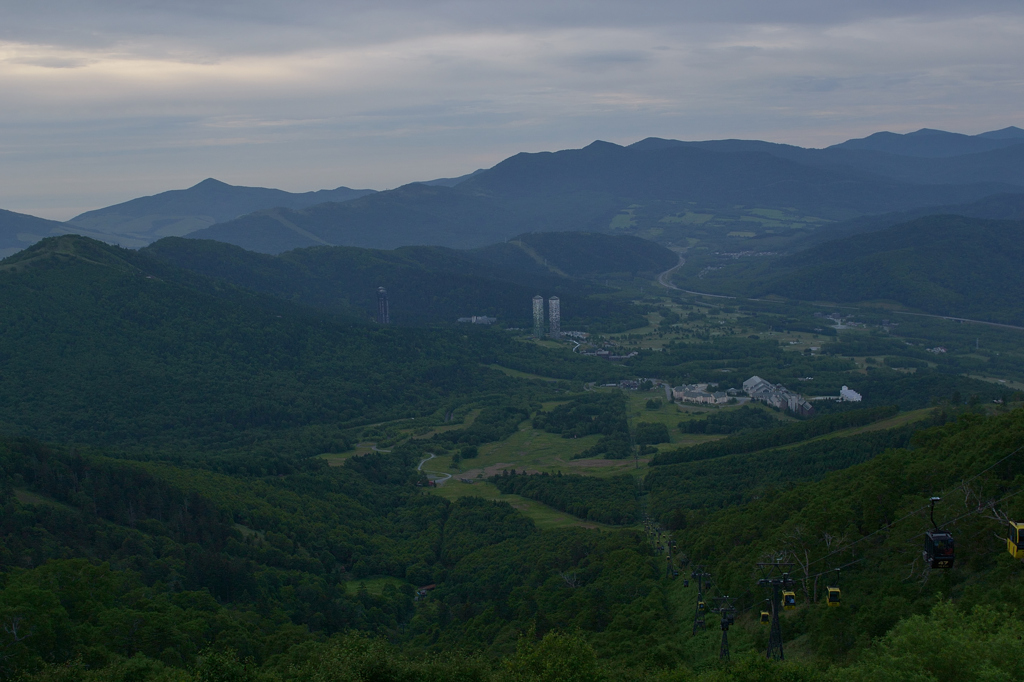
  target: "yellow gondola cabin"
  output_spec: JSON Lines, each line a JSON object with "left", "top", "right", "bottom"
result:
{"left": 826, "top": 587, "right": 841, "bottom": 607}
{"left": 782, "top": 591, "right": 796, "bottom": 610}
{"left": 1009, "top": 522, "right": 1024, "bottom": 559}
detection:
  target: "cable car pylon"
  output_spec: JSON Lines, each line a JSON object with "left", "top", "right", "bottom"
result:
{"left": 691, "top": 565, "right": 711, "bottom": 635}
{"left": 711, "top": 596, "right": 736, "bottom": 660}
{"left": 756, "top": 563, "right": 795, "bottom": 661}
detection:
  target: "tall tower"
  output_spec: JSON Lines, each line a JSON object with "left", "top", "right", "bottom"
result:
{"left": 532, "top": 295, "right": 544, "bottom": 337}
{"left": 377, "top": 287, "right": 390, "bottom": 324}
{"left": 548, "top": 296, "right": 561, "bottom": 339}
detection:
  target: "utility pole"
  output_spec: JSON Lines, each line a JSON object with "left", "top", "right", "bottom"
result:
{"left": 757, "top": 563, "right": 795, "bottom": 660}
{"left": 711, "top": 596, "right": 737, "bottom": 660}
{"left": 666, "top": 538, "right": 676, "bottom": 578}
{"left": 691, "top": 565, "right": 711, "bottom": 635}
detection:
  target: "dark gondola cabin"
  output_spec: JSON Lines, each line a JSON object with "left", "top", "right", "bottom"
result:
{"left": 924, "top": 530, "right": 955, "bottom": 569}
{"left": 826, "top": 587, "right": 841, "bottom": 607}
{"left": 782, "top": 591, "right": 796, "bottom": 610}
{"left": 760, "top": 611, "right": 770, "bottom": 624}
{"left": 1008, "top": 522, "right": 1024, "bottom": 559}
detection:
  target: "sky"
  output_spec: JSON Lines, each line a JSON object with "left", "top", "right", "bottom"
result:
{"left": 2, "top": 0, "right": 1023, "bottom": 220}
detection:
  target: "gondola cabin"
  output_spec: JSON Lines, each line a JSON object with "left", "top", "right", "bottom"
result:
{"left": 697, "top": 601, "right": 707, "bottom": 613}
{"left": 1008, "top": 522, "right": 1024, "bottom": 559}
{"left": 826, "top": 587, "right": 841, "bottom": 607}
{"left": 782, "top": 591, "right": 796, "bottom": 610}
{"left": 924, "top": 529, "right": 955, "bottom": 569}
{"left": 759, "top": 611, "right": 770, "bottom": 624}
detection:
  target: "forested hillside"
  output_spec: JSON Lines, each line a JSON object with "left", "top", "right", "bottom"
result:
{"left": 0, "top": 235, "right": 627, "bottom": 468}
{"left": 669, "top": 215, "right": 1024, "bottom": 325}
{"left": 756, "top": 215, "right": 1024, "bottom": 324}
{"left": 142, "top": 232, "right": 665, "bottom": 329}
{"left": 669, "top": 406, "right": 1024, "bottom": 678}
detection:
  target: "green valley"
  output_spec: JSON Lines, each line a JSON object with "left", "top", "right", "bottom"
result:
{"left": 2, "top": 222, "right": 1024, "bottom": 682}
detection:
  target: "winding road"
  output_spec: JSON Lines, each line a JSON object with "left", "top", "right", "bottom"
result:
{"left": 417, "top": 453, "right": 451, "bottom": 486}
{"left": 656, "top": 251, "right": 734, "bottom": 299}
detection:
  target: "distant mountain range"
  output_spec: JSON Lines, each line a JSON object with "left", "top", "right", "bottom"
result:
{"left": 830, "top": 126, "right": 1024, "bottom": 157}
{"left": 189, "top": 132, "right": 1023, "bottom": 254}
{"left": 0, "top": 126, "right": 1021, "bottom": 257}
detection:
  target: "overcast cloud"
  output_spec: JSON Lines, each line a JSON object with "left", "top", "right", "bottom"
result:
{"left": 2, "top": 1, "right": 1022, "bottom": 219}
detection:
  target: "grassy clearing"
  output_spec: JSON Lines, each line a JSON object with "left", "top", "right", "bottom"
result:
{"left": 809, "top": 407, "right": 934, "bottom": 440}
{"left": 486, "top": 364, "right": 560, "bottom": 382}
{"left": 407, "top": 408, "right": 483, "bottom": 441}
{"left": 968, "top": 375, "right": 1024, "bottom": 391}
{"left": 343, "top": 577, "right": 412, "bottom": 596}
{"left": 13, "top": 489, "right": 77, "bottom": 511}
{"left": 476, "top": 422, "right": 645, "bottom": 479}
{"left": 626, "top": 392, "right": 791, "bottom": 450}
{"left": 319, "top": 441, "right": 382, "bottom": 467}
{"left": 428, "top": 481, "right": 621, "bottom": 530}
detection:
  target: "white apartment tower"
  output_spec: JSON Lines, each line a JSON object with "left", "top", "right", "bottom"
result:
{"left": 548, "top": 296, "right": 561, "bottom": 338}
{"left": 532, "top": 296, "right": 545, "bottom": 337}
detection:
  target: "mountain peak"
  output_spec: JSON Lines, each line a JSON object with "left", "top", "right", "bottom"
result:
{"left": 582, "top": 140, "right": 624, "bottom": 151}
{"left": 0, "top": 234, "right": 139, "bottom": 273}
{"left": 906, "top": 128, "right": 955, "bottom": 137}
{"left": 977, "top": 126, "right": 1024, "bottom": 140}
{"left": 189, "top": 178, "right": 232, "bottom": 190}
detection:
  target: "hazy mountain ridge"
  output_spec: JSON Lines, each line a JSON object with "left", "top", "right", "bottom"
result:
{"left": 1, "top": 125, "right": 1020, "bottom": 258}
{"left": 65, "top": 178, "right": 376, "bottom": 245}
{"left": 829, "top": 126, "right": 1024, "bottom": 156}
{"left": 142, "top": 231, "right": 673, "bottom": 329}
{"left": 0, "top": 209, "right": 73, "bottom": 259}
{"left": 631, "top": 128, "right": 1024, "bottom": 187}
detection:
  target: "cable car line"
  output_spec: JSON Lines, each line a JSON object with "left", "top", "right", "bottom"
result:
{"left": 671, "top": 441, "right": 1024, "bottom": 662}
{"left": 803, "top": 440, "right": 1024, "bottom": 571}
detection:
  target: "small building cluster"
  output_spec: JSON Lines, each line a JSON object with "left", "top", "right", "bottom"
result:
{"left": 672, "top": 383, "right": 730, "bottom": 405}
{"left": 743, "top": 376, "right": 814, "bottom": 416}
{"left": 457, "top": 316, "right": 497, "bottom": 325}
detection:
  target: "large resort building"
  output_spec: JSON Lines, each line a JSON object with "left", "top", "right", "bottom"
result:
{"left": 742, "top": 375, "right": 815, "bottom": 416}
